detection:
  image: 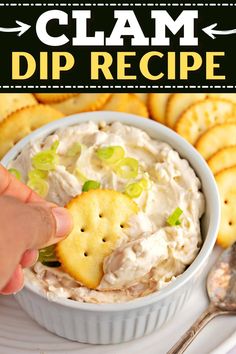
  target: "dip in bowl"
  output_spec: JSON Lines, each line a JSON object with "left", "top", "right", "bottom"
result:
{"left": 1, "top": 112, "right": 220, "bottom": 344}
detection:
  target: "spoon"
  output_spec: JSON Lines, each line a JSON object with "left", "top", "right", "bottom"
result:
{"left": 168, "top": 242, "right": 236, "bottom": 354}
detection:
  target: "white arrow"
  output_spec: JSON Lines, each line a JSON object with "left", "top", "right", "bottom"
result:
{"left": 202, "top": 23, "right": 236, "bottom": 39}
{"left": 0, "top": 20, "right": 31, "bottom": 37}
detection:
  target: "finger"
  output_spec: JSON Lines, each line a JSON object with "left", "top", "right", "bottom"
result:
{"left": 0, "top": 165, "right": 57, "bottom": 208}
{"left": 0, "top": 164, "right": 43, "bottom": 202}
{"left": 20, "top": 249, "right": 39, "bottom": 268}
{"left": 0, "top": 265, "right": 24, "bottom": 295}
{"left": 27, "top": 202, "right": 73, "bottom": 249}
{"left": 0, "top": 197, "right": 72, "bottom": 250}
{"left": 0, "top": 196, "right": 72, "bottom": 289}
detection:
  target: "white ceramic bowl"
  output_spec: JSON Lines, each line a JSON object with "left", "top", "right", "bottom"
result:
{"left": 1, "top": 112, "right": 220, "bottom": 344}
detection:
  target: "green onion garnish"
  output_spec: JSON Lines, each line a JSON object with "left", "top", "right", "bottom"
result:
{"left": 66, "top": 142, "right": 82, "bottom": 157}
{"left": 167, "top": 207, "right": 183, "bottom": 226}
{"left": 38, "top": 245, "right": 58, "bottom": 263}
{"left": 32, "top": 141, "right": 59, "bottom": 171}
{"left": 27, "top": 178, "right": 49, "bottom": 197}
{"left": 97, "top": 146, "right": 125, "bottom": 165}
{"left": 27, "top": 168, "right": 49, "bottom": 197}
{"left": 28, "top": 169, "right": 48, "bottom": 180}
{"left": 82, "top": 180, "right": 101, "bottom": 192}
{"left": 51, "top": 140, "right": 59, "bottom": 152}
{"left": 74, "top": 168, "right": 88, "bottom": 183}
{"left": 125, "top": 182, "right": 143, "bottom": 198}
{"left": 139, "top": 177, "right": 150, "bottom": 190}
{"left": 32, "top": 150, "right": 58, "bottom": 171}
{"left": 8, "top": 168, "right": 21, "bottom": 181}
{"left": 114, "top": 157, "right": 139, "bottom": 179}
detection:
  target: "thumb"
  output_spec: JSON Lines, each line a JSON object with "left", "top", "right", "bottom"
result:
{"left": 26, "top": 201, "right": 73, "bottom": 249}
{"left": 0, "top": 195, "right": 73, "bottom": 250}
{"left": 0, "top": 196, "right": 73, "bottom": 290}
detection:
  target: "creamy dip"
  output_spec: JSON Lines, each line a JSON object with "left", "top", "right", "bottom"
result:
{"left": 10, "top": 121, "right": 205, "bottom": 303}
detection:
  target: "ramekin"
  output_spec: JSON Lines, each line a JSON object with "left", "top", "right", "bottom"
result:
{"left": 1, "top": 112, "right": 220, "bottom": 344}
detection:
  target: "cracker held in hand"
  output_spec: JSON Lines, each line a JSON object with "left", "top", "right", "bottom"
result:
{"left": 57, "top": 190, "right": 139, "bottom": 289}
{"left": 215, "top": 167, "right": 236, "bottom": 248}
{"left": 175, "top": 99, "right": 236, "bottom": 145}
{"left": 0, "top": 105, "right": 64, "bottom": 159}
{"left": 195, "top": 123, "right": 236, "bottom": 160}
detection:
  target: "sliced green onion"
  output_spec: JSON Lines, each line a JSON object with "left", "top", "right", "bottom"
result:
{"left": 27, "top": 178, "right": 49, "bottom": 197}
{"left": 97, "top": 146, "right": 125, "bottom": 165}
{"left": 51, "top": 140, "right": 59, "bottom": 152}
{"left": 97, "top": 146, "right": 113, "bottom": 160}
{"left": 38, "top": 245, "right": 57, "bottom": 263}
{"left": 28, "top": 169, "right": 48, "bottom": 180}
{"left": 66, "top": 142, "right": 82, "bottom": 157}
{"left": 32, "top": 141, "right": 59, "bottom": 171}
{"left": 74, "top": 168, "right": 88, "bottom": 183}
{"left": 139, "top": 177, "right": 150, "bottom": 190}
{"left": 8, "top": 168, "right": 21, "bottom": 180}
{"left": 167, "top": 207, "right": 183, "bottom": 226}
{"left": 125, "top": 182, "right": 143, "bottom": 198}
{"left": 114, "top": 157, "right": 139, "bottom": 179}
{"left": 32, "top": 150, "right": 58, "bottom": 171}
{"left": 82, "top": 180, "right": 101, "bottom": 192}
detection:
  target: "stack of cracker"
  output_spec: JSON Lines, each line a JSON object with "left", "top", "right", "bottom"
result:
{"left": 149, "top": 93, "right": 236, "bottom": 248}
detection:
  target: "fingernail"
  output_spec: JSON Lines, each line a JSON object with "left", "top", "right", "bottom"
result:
{"left": 0, "top": 265, "right": 24, "bottom": 295}
{"left": 52, "top": 207, "right": 73, "bottom": 238}
{"left": 20, "top": 249, "right": 39, "bottom": 268}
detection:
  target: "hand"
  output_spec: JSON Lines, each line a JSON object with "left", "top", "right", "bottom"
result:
{"left": 0, "top": 164, "right": 73, "bottom": 295}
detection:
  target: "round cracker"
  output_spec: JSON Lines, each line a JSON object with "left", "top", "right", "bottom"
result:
{"left": 195, "top": 123, "right": 236, "bottom": 160}
{"left": 102, "top": 93, "right": 130, "bottom": 112}
{"left": 215, "top": 166, "right": 236, "bottom": 248}
{"left": 166, "top": 93, "right": 207, "bottom": 128}
{"left": 208, "top": 93, "right": 236, "bottom": 103}
{"left": 35, "top": 93, "right": 78, "bottom": 103}
{"left": 123, "top": 94, "right": 149, "bottom": 117}
{"left": 0, "top": 105, "right": 64, "bottom": 159}
{"left": 57, "top": 189, "right": 139, "bottom": 289}
{"left": 148, "top": 93, "right": 171, "bottom": 124}
{"left": 51, "top": 94, "right": 111, "bottom": 115}
{"left": 175, "top": 98, "right": 236, "bottom": 145}
{"left": 0, "top": 94, "right": 37, "bottom": 122}
{"left": 208, "top": 146, "right": 236, "bottom": 175}
{"left": 102, "top": 94, "right": 148, "bottom": 117}
{"left": 133, "top": 93, "right": 149, "bottom": 104}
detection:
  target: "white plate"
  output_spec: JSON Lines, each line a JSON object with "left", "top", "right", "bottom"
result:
{"left": 0, "top": 247, "right": 235, "bottom": 354}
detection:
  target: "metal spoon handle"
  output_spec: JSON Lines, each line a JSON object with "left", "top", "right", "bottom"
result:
{"left": 167, "top": 303, "right": 221, "bottom": 354}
